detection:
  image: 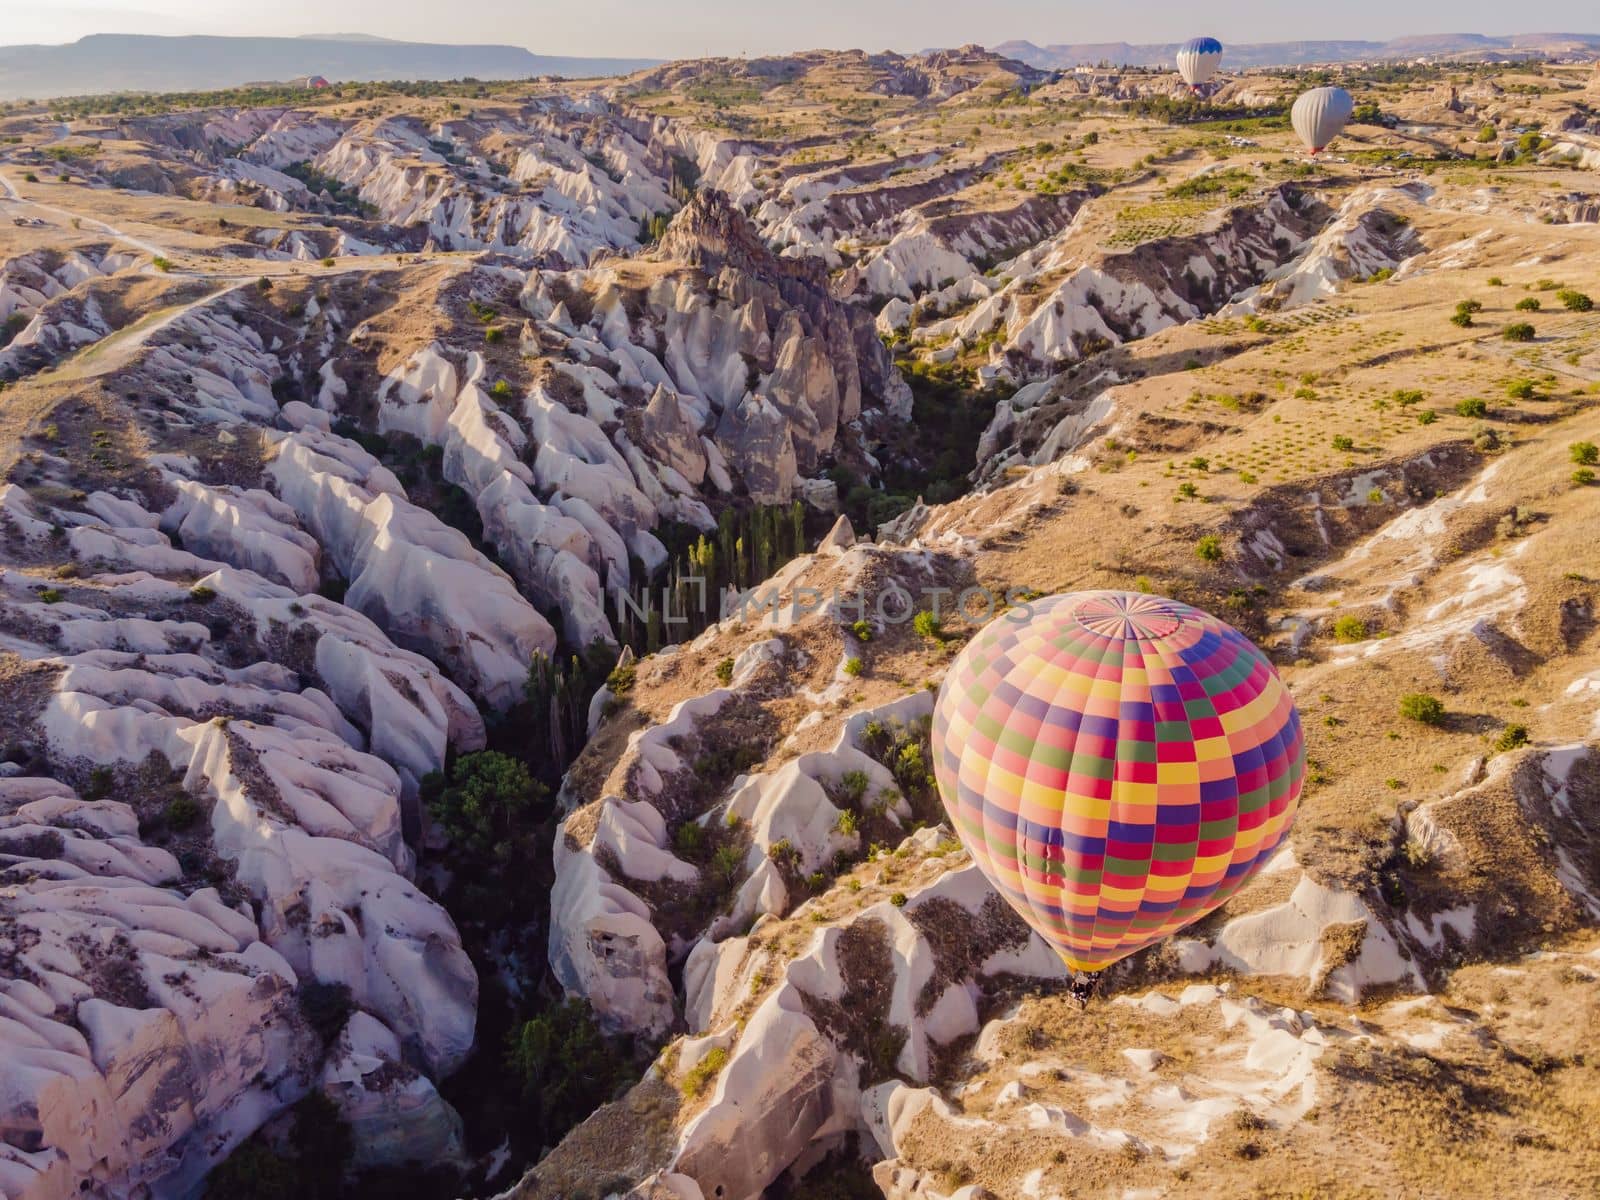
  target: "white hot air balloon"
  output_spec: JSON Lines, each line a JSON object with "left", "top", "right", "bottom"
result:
{"left": 1176, "top": 37, "right": 1223, "bottom": 91}
{"left": 1291, "top": 86, "right": 1355, "bottom": 156}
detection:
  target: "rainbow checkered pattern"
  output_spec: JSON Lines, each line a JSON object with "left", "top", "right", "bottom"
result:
{"left": 932, "top": 591, "right": 1304, "bottom": 972}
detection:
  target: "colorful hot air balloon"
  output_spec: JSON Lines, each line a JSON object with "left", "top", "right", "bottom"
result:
{"left": 932, "top": 591, "right": 1305, "bottom": 974}
{"left": 1176, "top": 37, "right": 1224, "bottom": 90}
{"left": 1291, "top": 86, "right": 1355, "bottom": 156}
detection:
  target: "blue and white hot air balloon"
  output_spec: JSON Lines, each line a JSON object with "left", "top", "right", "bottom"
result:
{"left": 1176, "top": 37, "right": 1224, "bottom": 91}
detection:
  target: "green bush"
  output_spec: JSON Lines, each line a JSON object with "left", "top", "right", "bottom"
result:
{"left": 1392, "top": 389, "right": 1424, "bottom": 407}
{"left": 490, "top": 379, "right": 513, "bottom": 399}
{"left": 681, "top": 1046, "right": 728, "bottom": 1097}
{"left": 152, "top": 256, "right": 172, "bottom": 272}
{"left": 164, "top": 793, "right": 201, "bottom": 830}
{"left": 1502, "top": 322, "right": 1536, "bottom": 342}
{"left": 38, "top": 588, "right": 64, "bottom": 604}
{"left": 1515, "top": 297, "right": 1541, "bottom": 312}
{"left": 839, "top": 769, "right": 870, "bottom": 806}
{"left": 296, "top": 980, "right": 353, "bottom": 1044}
{"left": 1449, "top": 311, "right": 1473, "bottom": 328}
{"left": 256, "top": 276, "right": 272, "bottom": 293}
{"left": 715, "top": 657, "right": 734, "bottom": 684}
{"left": 189, "top": 584, "right": 216, "bottom": 603}
{"left": 1570, "top": 442, "right": 1599, "bottom": 466}
{"left": 1194, "top": 534, "right": 1223, "bottom": 563}
{"left": 675, "top": 820, "right": 705, "bottom": 857}
{"left": 423, "top": 751, "right": 546, "bottom": 859}
{"left": 1556, "top": 289, "right": 1593, "bottom": 312}
{"left": 1575, "top": 468, "right": 1597, "bottom": 487}
{"left": 1456, "top": 299, "right": 1483, "bottom": 315}
{"left": 1494, "top": 723, "right": 1530, "bottom": 753}
{"left": 912, "top": 610, "right": 943, "bottom": 642}
{"left": 1417, "top": 409, "right": 1438, "bottom": 425}
{"left": 1456, "top": 397, "right": 1489, "bottom": 418}
{"left": 1331, "top": 615, "right": 1367, "bottom": 643}
{"left": 844, "top": 656, "right": 864, "bottom": 677}
{"left": 1505, "top": 378, "right": 1538, "bottom": 400}
{"left": 1331, "top": 434, "right": 1355, "bottom": 451}
{"left": 851, "top": 619, "right": 873, "bottom": 642}
{"left": 508, "top": 999, "right": 639, "bottom": 1132}
{"left": 1399, "top": 693, "right": 1446, "bottom": 726}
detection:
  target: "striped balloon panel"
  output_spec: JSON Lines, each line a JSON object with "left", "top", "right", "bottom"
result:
{"left": 932, "top": 591, "right": 1304, "bottom": 972}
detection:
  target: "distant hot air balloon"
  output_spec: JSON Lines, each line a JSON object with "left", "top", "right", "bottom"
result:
{"left": 1292, "top": 85, "right": 1355, "bottom": 156}
{"left": 1176, "top": 37, "right": 1224, "bottom": 91}
{"left": 932, "top": 591, "right": 1305, "bottom": 976}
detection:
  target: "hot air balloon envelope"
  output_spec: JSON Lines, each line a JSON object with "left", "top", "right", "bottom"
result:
{"left": 1292, "top": 86, "right": 1355, "bottom": 154}
{"left": 1176, "top": 37, "right": 1223, "bottom": 88}
{"left": 932, "top": 591, "right": 1305, "bottom": 973}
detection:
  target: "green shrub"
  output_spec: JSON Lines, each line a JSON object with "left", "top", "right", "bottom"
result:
{"left": 1502, "top": 322, "right": 1536, "bottom": 342}
{"left": 715, "top": 657, "right": 734, "bottom": 684}
{"left": 1399, "top": 693, "right": 1446, "bottom": 726}
{"left": 38, "top": 588, "right": 64, "bottom": 604}
{"left": 1456, "top": 299, "right": 1483, "bottom": 315}
{"left": 1331, "top": 615, "right": 1367, "bottom": 643}
{"left": 1505, "top": 378, "right": 1538, "bottom": 400}
{"left": 320, "top": 256, "right": 336, "bottom": 268}
{"left": 681, "top": 1046, "right": 728, "bottom": 1097}
{"left": 1494, "top": 723, "right": 1530, "bottom": 753}
{"left": 1575, "top": 468, "right": 1597, "bottom": 487}
{"left": 839, "top": 769, "right": 870, "bottom": 806}
{"left": 508, "top": 999, "right": 639, "bottom": 1134}
{"left": 1556, "top": 289, "right": 1593, "bottom": 312}
{"left": 256, "top": 276, "right": 272, "bottom": 293}
{"left": 1417, "top": 409, "right": 1438, "bottom": 425}
{"left": 851, "top": 619, "right": 873, "bottom": 642}
{"left": 1456, "top": 397, "right": 1489, "bottom": 418}
{"left": 189, "top": 584, "right": 216, "bottom": 603}
{"left": 836, "top": 809, "right": 859, "bottom": 836}
{"left": 606, "top": 661, "right": 636, "bottom": 695}
{"left": 424, "top": 751, "right": 546, "bottom": 859}
{"left": 152, "top": 256, "right": 172, "bottom": 272}
{"left": 164, "top": 793, "right": 201, "bottom": 830}
{"left": 484, "top": 325, "right": 504, "bottom": 344}
{"left": 844, "top": 656, "right": 864, "bottom": 677}
{"left": 1476, "top": 125, "right": 1496, "bottom": 143}
{"left": 912, "top": 610, "right": 943, "bottom": 642}
{"left": 1449, "top": 311, "right": 1473, "bottom": 328}
{"left": 490, "top": 379, "right": 513, "bottom": 399}
{"left": 1331, "top": 434, "right": 1355, "bottom": 451}
{"left": 1392, "top": 389, "right": 1424, "bottom": 407}
{"left": 890, "top": 892, "right": 908, "bottom": 907}
{"left": 1515, "top": 297, "right": 1541, "bottom": 312}
{"left": 1194, "top": 534, "right": 1223, "bottom": 563}
{"left": 675, "top": 820, "right": 705, "bottom": 857}
{"left": 1401, "top": 839, "right": 1433, "bottom": 870}
{"left": 1570, "top": 441, "right": 1599, "bottom": 466}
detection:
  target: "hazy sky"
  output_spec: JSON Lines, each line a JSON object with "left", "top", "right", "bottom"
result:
{"left": 2, "top": 0, "right": 1596, "bottom": 59}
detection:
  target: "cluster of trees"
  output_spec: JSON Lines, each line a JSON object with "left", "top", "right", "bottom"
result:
{"left": 278, "top": 160, "right": 377, "bottom": 218}
{"left": 49, "top": 77, "right": 513, "bottom": 120}
{"left": 613, "top": 502, "right": 810, "bottom": 653}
